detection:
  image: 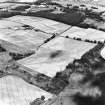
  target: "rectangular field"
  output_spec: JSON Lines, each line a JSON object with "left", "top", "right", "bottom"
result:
{"left": 18, "top": 37, "right": 96, "bottom": 77}
{"left": 0, "top": 19, "right": 53, "bottom": 50}
{"left": 61, "top": 26, "right": 105, "bottom": 42}
{"left": 6, "top": 15, "right": 71, "bottom": 34}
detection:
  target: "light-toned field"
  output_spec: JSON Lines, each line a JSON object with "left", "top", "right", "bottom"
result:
{"left": 0, "top": 75, "right": 52, "bottom": 105}
{"left": 0, "top": 19, "right": 22, "bottom": 29}
{"left": 61, "top": 26, "right": 86, "bottom": 38}
{"left": 0, "top": 28, "right": 52, "bottom": 50}
{"left": 0, "top": 16, "right": 71, "bottom": 50}
{"left": 0, "top": 19, "right": 53, "bottom": 50}
{"left": 61, "top": 26, "right": 105, "bottom": 42}
{"left": 7, "top": 15, "right": 71, "bottom": 34}
{"left": 83, "top": 28, "right": 105, "bottom": 42}
{"left": 18, "top": 37, "right": 96, "bottom": 77}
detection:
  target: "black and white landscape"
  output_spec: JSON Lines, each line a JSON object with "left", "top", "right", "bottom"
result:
{"left": 0, "top": 0, "right": 105, "bottom": 105}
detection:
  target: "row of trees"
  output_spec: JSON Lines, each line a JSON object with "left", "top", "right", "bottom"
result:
{"left": 72, "top": 36, "right": 104, "bottom": 44}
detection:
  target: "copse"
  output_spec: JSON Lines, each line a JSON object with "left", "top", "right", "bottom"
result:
{"left": 25, "top": 8, "right": 85, "bottom": 26}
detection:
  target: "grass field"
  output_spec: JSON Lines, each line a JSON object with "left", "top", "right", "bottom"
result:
{"left": 0, "top": 18, "right": 56, "bottom": 50}
{"left": 7, "top": 15, "right": 70, "bottom": 34}
{"left": 0, "top": 28, "right": 53, "bottom": 50}
{"left": 18, "top": 37, "right": 96, "bottom": 77}
{"left": 61, "top": 26, "right": 105, "bottom": 42}
{"left": 0, "top": 19, "right": 23, "bottom": 29}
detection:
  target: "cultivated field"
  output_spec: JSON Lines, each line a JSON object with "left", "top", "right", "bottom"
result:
{"left": 0, "top": 28, "right": 52, "bottom": 50}
{"left": 61, "top": 26, "right": 105, "bottom": 42}
{"left": 0, "top": 16, "right": 71, "bottom": 51}
{"left": 0, "top": 19, "right": 22, "bottom": 29}
{"left": 7, "top": 15, "right": 71, "bottom": 34}
{"left": 18, "top": 37, "right": 96, "bottom": 77}
{"left": 0, "top": 19, "right": 54, "bottom": 50}
{"left": 0, "top": 75, "right": 52, "bottom": 105}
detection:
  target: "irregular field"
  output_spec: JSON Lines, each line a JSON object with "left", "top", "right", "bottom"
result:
{"left": 18, "top": 37, "right": 96, "bottom": 77}
{"left": 0, "top": 75, "right": 52, "bottom": 105}
{"left": 61, "top": 26, "right": 105, "bottom": 42}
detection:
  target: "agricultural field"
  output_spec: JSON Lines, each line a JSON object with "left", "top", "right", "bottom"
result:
{"left": 0, "top": 1, "right": 105, "bottom": 105}
{"left": 0, "top": 19, "right": 23, "bottom": 28}
{"left": 18, "top": 37, "right": 96, "bottom": 77}
{"left": 0, "top": 15, "right": 71, "bottom": 51}
{"left": 61, "top": 26, "right": 105, "bottom": 42}
{"left": 0, "top": 19, "right": 53, "bottom": 50}
{"left": 0, "top": 75, "right": 52, "bottom": 105}
{"left": 0, "top": 28, "right": 52, "bottom": 50}
{"left": 7, "top": 15, "right": 70, "bottom": 34}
